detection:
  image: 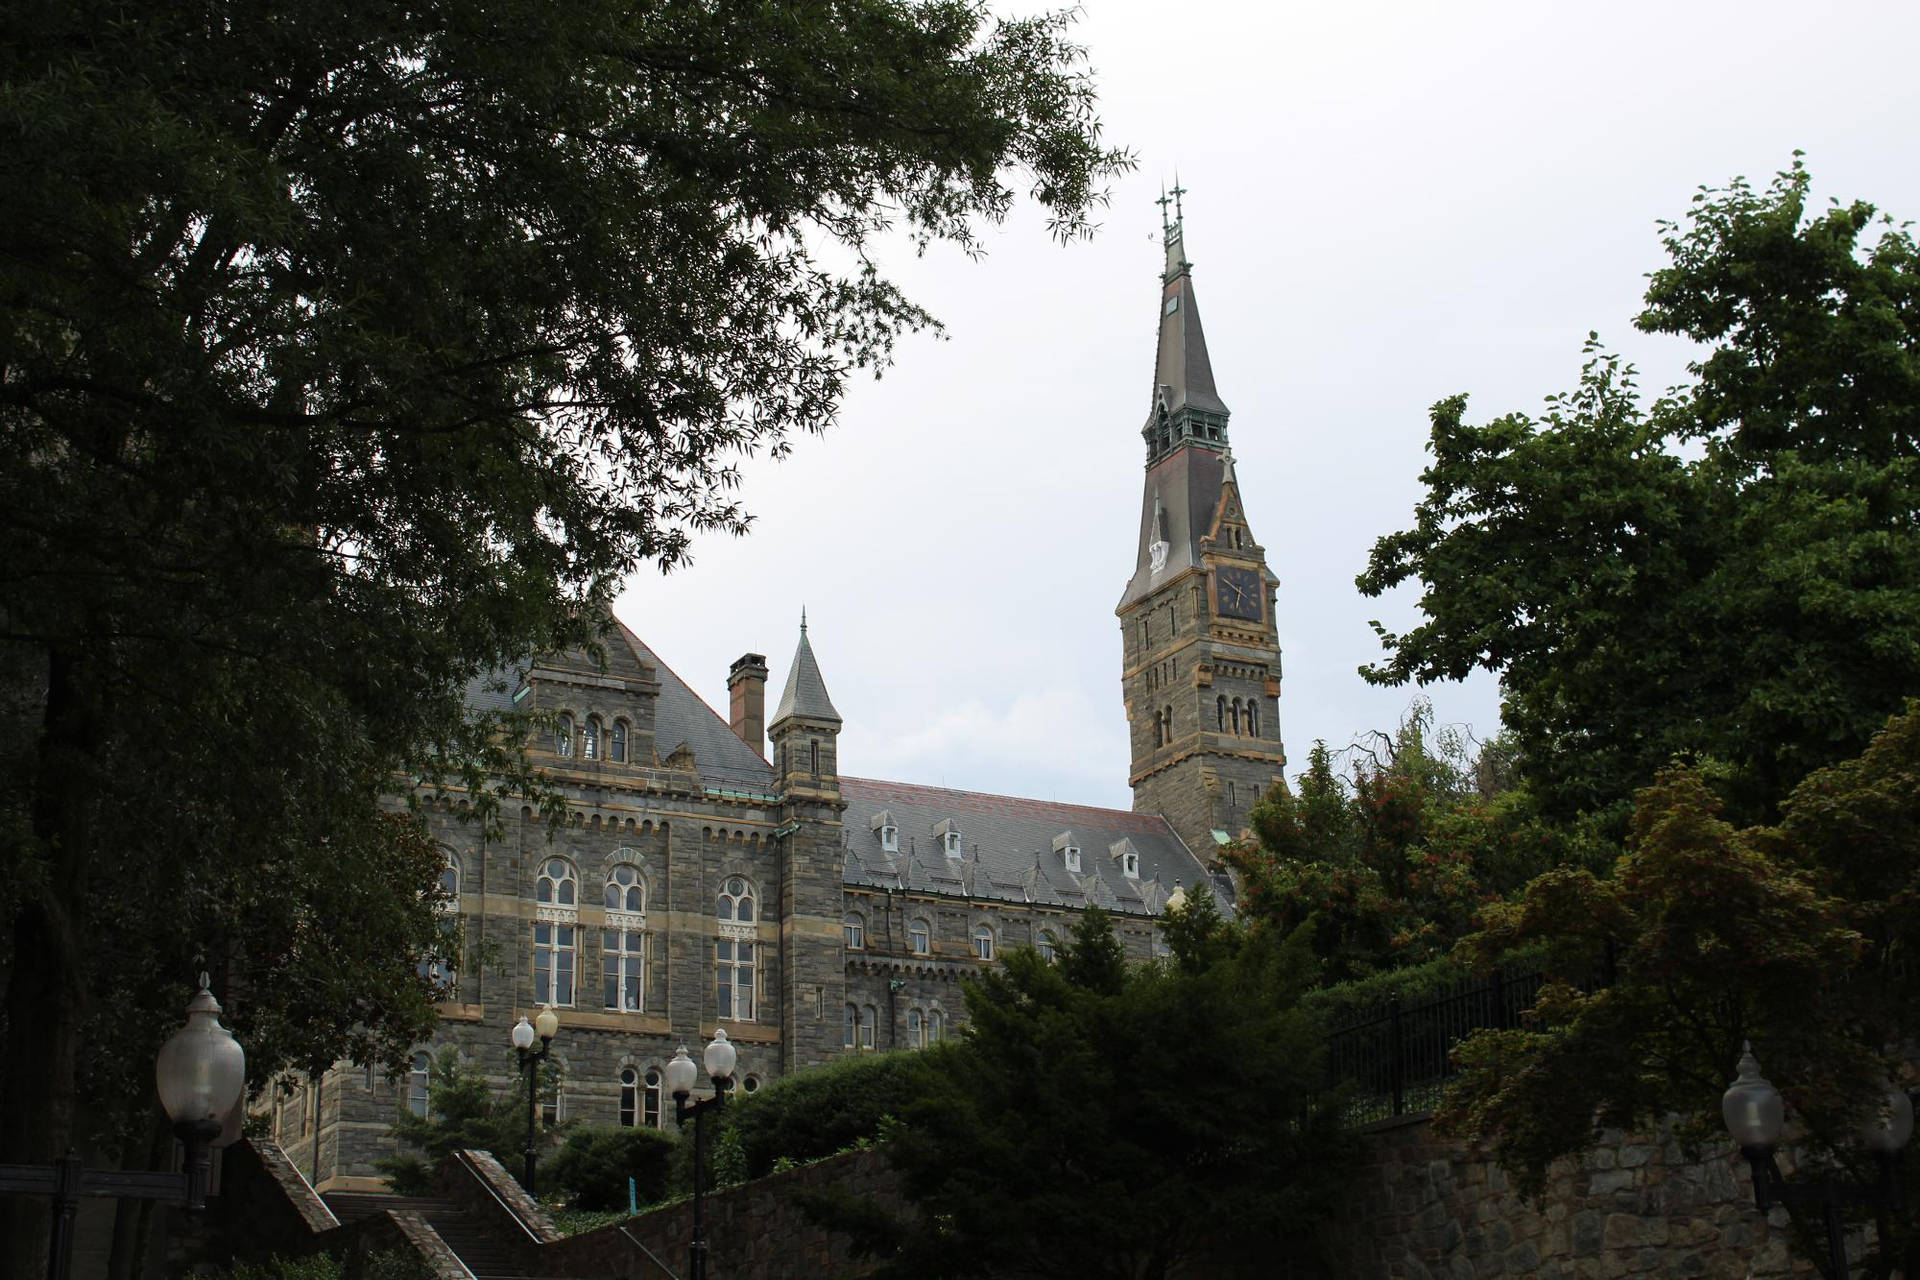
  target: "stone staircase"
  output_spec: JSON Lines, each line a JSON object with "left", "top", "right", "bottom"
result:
{"left": 324, "top": 1191, "right": 543, "bottom": 1279}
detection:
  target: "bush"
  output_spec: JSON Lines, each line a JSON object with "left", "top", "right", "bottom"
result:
{"left": 712, "top": 1047, "right": 957, "bottom": 1180}
{"left": 542, "top": 1125, "right": 677, "bottom": 1210}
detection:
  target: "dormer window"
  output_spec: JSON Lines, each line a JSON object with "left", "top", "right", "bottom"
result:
{"left": 1051, "top": 830, "right": 1081, "bottom": 874}
{"left": 1110, "top": 838, "right": 1141, "bottom": 880}
{"left": 934, "top": 818, "right": 962, "bottom": 858}
{"left": 871, "top": 810, "right": 899, "bottom": 853}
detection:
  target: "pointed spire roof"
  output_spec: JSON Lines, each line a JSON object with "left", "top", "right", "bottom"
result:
{"left": 1146, "top": 184, "right": 1229, "bottom": 431}
{"left": 772, "top": 610, "right": 841, "bottom": 725}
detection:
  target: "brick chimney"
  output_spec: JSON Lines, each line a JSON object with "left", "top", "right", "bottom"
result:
{"left": 727, "top": 653, "right": 769, "bottom": 758}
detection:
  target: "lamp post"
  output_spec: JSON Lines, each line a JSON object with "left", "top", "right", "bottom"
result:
{"left": 666, "top": 1029, "right": 737, "bottom": 1280}
{"left": 1722, "top": 1042, "right": 1913, "bottom": 1279}
{"left": 510, "top": 1007, "right": 559, "bottom": 1196}
{"left": 0, "top": 973, "right": 246, "bottom": 1280}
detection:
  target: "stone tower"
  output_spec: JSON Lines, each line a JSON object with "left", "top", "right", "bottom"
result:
{"left": 1117, "top": 197, "right": 1286, "bottom": 851}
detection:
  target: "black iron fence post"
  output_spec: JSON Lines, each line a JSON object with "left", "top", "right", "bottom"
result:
{"left": 1388, "top": 992, "right": 1404, "bottom": 1118}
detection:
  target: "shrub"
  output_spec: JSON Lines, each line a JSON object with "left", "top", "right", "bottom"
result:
{"left": 712, "top": 1047, "right": 957, "bottom": 1180}
{"left": 542, "top": 1125, "right": 677, "bottom": 1210}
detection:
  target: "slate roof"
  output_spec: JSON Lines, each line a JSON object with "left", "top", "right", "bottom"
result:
{"left": 1119, "top": 440, "right": 1229, "bottom": 609}
{"left": 615, "top": 623, "right": 776, "bottom": 793}
{"left": 1145, "top": 222, "right": 1229, "bottom": 425}
{"left": 838, "top": 777, "right": 1225, "bottom": 918}
{"left": 771, "top": 620, "right": 841, "bottom": 725}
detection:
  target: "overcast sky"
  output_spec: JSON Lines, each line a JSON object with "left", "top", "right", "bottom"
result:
{"left": 616, "top": 0, "right": 1920, "bottom": 811}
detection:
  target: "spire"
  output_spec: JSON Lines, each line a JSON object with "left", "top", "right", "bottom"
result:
{"left": 772, "top": 614, "right": 841, "bottom": 725}
{"left": 1143, "top": 183, "right": 1228, "bottom": 465}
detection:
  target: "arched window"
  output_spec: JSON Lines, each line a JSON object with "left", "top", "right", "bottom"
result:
{"left": 907, "top": 1008, "right": 924, "bottom": 1048}
{"left": 408, "top": 1052, "right": 431, "bottom": 1118}
{"left": 609, "top": 720, "right": 628, "bottom": 763}
{"left": 716, "top": 877, "right": 756, "bottom": 1021}
{"left": 908, "top": 919, "right": 930, "bottom": 956}
{"left": 587, "top": 715, "right": 605, "bottom": 760}
{"left": 556, "top": 713, "right": 574, "bottom": 757}
{"left": 862, "top": 1005, "right": 878, "bottom": 1050}
{"left": 537, "top": 858, "right": 576, "bottom": 906}
{"left": 1036, "top": 931, "right": 1058, "bottom": 964}
{"left": 1216, "top": 696, "right": 1226, "bottom": 731}
{"left": 1247, "top": 701, "right": 1259, "bottom": 737}
{"left": 843, "top": 912, "right": 865, "bottom": 950}
{"left": 929, "top": 1009, "right": 945, "bottom": 1043}
{"left": 1153, "top": 711, "right": 1164, "bottom": 748}
{"left": 844, "top": 1003, "right": 859, "bottom": 1049}
{"left": 605, "top": 864, "right": 645, "bottom": 913}
{"left": 972, "top": 923, "right": 995, "bottom": 962}
{"left": 619, "top": 1067, "right": 638, "bottom": 1127}
{"left": 809, "top": 739, "right": 820, "bottom": 774}
{"left": 439, "top": 858, "right": 459, "bottom": 899}
{"left": 644, "top": 1067, "right": 662, "bottom": 1128}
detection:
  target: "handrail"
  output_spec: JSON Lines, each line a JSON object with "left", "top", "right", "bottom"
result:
{"left": 619, "top": 1224, "right": 683, "bottom": 1280}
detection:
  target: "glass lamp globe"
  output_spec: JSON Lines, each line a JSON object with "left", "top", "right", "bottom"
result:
{"left": 1721, "top": 1042, "right": 1785, "bottom": 1151}
{"left": 534, "top": 1007, "right": 560, "bottom": 1042}
{"left": 154, "top": 976, "right": 246, "bottom": 1136}
{"left": 1861, "top": 1082, "right": 1915, "bottom": 1155}
{"left": 704, "top": 1028, "right": 737, "bottom": 1083}
{"left": 510, "top": 1016, "right": 535, "bottom": 1051}
{"left": 664, "top": 1045, "right": 698, "bottom": 1099}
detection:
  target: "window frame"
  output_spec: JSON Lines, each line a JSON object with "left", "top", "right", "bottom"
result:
{"left": 972, "top": 923, "right": 995, "bottom": 962}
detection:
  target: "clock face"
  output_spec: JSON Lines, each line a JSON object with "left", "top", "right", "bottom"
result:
{"left": 1214, "top": 566, "right": 1263, "bottom": 621}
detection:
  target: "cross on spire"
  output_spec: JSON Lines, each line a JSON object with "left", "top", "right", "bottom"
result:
{"left": 1170, "top": 179, "right": 1187, "bottom": 222}
{"left": 1155, "top": 186, "right": 1173, "bottom": 233}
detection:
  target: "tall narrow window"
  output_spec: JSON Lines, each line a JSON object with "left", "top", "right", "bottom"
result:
{"left": 533, "top": 922, "right": 576, "bottom": 1005}
{"left": 908, "top": 919, "right": 930, "bottom": 955}
{"left": 972, "top": 924, "right": 995, "bottom": 962}
{"left": 1248, "top": 702, "right": 1259, "bottom": 737}
{"left": 861, "top": 1005, "right": 877, "bottom": 1050}
{"left": 907, "top": 1008, "right": 925, "bottom": 1048}
{"left": 810, "top": 739, "right": 820, "bottom": 774}
{"left": 556, "top": 714, "right": 574, "bottom": 757}
{"left": 408, "top": 1052, "right": 431, "bottom": 1118}
{"left": 1036, "top": 932, "right": 1058, "bottom": 964}
{"left": 1216, "top": 696, "right": 1226, "bottom": 731}
{"left": 584, "top": 715, "right": 602, "bottom": 760}
{"left": 1164, "top": 705, "right": 1173, "bottom": 741}
{"left": 643, "top": 1067, "right": 662, "bottom": 1128}
{"left": 541, "top": 1086, "right": 562, "bottom": 1127}
{"left": 716, "top": 936, "right": 754, "bottom": 1020}
{"left": 1231, "top": 699, "right": 1242, "bottom": 734}
{"left": 929, "top": 1009, "right": 945, "bottom": 1043}
{"left": 609, "top": 720, "right": 628, "bottom": 763}
{"left": 619, "top": 1067, "right": 638, "bottom": 1127}
{"left": 844, "top": 1004, "right": 859, "bottom": 1049}
{"left": 844, "top": 912, "right": 865, "bottom": 950}
{"left": 602, "top": 927, "right": 645, "bottom": 1012}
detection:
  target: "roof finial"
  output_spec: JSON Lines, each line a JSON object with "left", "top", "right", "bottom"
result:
{"left": 1155, "top": 184, "right": 1172, "bottom": 235}
{"left": 1171, "top": 176, "right": 1186, "bottom": 223}
{"left": 800, "top": 605, "right": 807, "bottom": 635}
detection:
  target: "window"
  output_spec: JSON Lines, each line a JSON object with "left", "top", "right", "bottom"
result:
{"left": 604, "top": 864, "right": 645, "bottom": 913}
{"left": 1216, "top": 696, "right": 1226, "bottom": 731}
{"left": 717, "top": 876, "right": 755, "bottom": 923}
{"left": 1123, "top": 852, "right": 1140, "bottom": 879}
{"left": 408, "top": 1052, "right": 431, "bottom": 1118}
{"left": 844, "top": 1003, "right": 859, "bottom": 1049}
{"left": 862, "top": 1005, "right": 877, "bottom": 1050}
{"left": 1063, "top": 846, "right": 1081, "bottom": 873}
{"left": 619, "top": 1067, "right": 638, "bottom": 1127}
{"left": 439, "top": 858, "right": 459, "bottom": 899}
{"left": 972, "top": 924, "right": 995, "bottom": 962}
{"left": 537, "top": 858, "right": 577, "bottom": 907}
{"left": 1247, "top": 702, "right": 1259, "bottom": 737}
{"left": 1036, "top": 931, "right": 1058, "bottom": 964}
{"left": 584, "top": 715, "right": 602, "bottom": 760}
{"left": 879, "top": 823, "right": 899, "bottom": 852}
{"left": 556, "top": 714, "right": 574, "bottom": 757}
{"left": 541, "top": 1086, "right": 562, "bottom": 1128}
{"left": 844, "top": 912, "right": 865, "bottom": 950}
{"left": 609, "top": 719, "right": 628, "bottom": 763}
{"left": 717, "top": 937, "right": 755, "bottom": 1020}
{"left": 929, "top": 1009, "right": 945, "bottom": 1043}
{"left": 534, "top": 923, "right": 576, "bottom": 1004}
{"left": 809, "top": 739, "right": 819, "bottom": 774}
{"left": 907, "top": 1008, "right": 924, "bottom": 1048}
{"left": 602, "top": 927, "right": 645, "bottom": 1012}
{"left": 1231, "top": 699, "right": 1242, "bottom": 734}
{"left": 908, "top": 919, "right": 930, "bottom": 956}
{"left": 1227, "top": 780, "right": 1237, "bottom": 809}
{"left": 644, "top": 1067, "right": 662, "bottom": 1128}
{"left": 742, "top": 1075, "right": 760, "bottom": 1095}
{"left": 944, "top": 831, "right": 962, "bottom": 856}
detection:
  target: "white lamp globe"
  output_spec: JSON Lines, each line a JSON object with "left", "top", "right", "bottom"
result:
{"left": 704, "top": 1028, "right": 737, "bottom": 1083}
{"left": 533, "top": 1007, "right": 560, "bottom": 1042}
{"left": 1861, "top": 1082, "right": 1915, "bottom": 1155}
{"left": 510, "top": 1016, "right": 535, "bottom": 1051}
{"left": 1721, "top": 1043, "right": 1785, "bottom": 1150}
{"left": 154, "top": 977, "right": 246, "bottom": 1134}
{"left": 664, "top": 1045, "right": 698, "bottom": 1099}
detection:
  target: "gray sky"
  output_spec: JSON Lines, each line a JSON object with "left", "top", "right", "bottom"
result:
{"left": 617, "top": 0, "right": 1920, "bottom": 811}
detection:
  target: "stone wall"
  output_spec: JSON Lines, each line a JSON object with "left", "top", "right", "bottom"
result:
{"left": 1328, "top": 1115, "right": 1851, "bottom": 1279}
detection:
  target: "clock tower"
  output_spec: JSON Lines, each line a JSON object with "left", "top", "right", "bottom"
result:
{"left": 1117, "top": 193, "right": 1286, "bottom": 851}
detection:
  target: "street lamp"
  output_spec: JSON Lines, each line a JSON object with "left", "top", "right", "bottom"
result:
{"left": 1722, "top": 1041, "right": 1913, "bottom": 1279}
{"left": 667, "top": 1029, "right": 737, "bottom": 1280}
{"left": 510, "top": 1007, "right": 559, "bottom": 1196}
{"left": 2, "top": 973, "right": 246, "bottom": 1280}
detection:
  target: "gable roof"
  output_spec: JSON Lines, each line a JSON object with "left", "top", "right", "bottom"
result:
{"left": 615, "top": 621, "right": 775, "bottom": 792}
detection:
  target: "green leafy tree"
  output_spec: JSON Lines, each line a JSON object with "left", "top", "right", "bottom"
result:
{"left": 826, "top": 906, "right": 1353, "bottom": 1279}
{"left": 0, "top": 0, "right": 1125, "bottom": 1270}
{"left": 542, "top": 1125, "right": 677, "bottom": 1212}
{"left": 1359, "top": 159, "right": 1920, "bottom": 826}
{"left": 375, "top": 1048, "right": 562, "bottom": 1195}
{"left": 1436, "top": 705, "right": 1920, "bottom": 1275}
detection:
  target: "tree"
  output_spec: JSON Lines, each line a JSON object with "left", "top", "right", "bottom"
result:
{"left": 0, "top": 1, "right": 1125, "bottom": 1270}
{"left": 826, "top": 906, "right": 1353, "bottom": 1279}
{"left": 375, "top": 1047, "right": 560, "bottom": 1195}
{"left": 1358, "top": 159, "right": 1920, "bottom": 825}
{"left": 1435, "top": 705, "right": 1920, "bottom": 1275}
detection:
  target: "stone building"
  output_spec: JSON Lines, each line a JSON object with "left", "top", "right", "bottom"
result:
{"left": 273, "top": 209, "right": 1283, "bottom": 1190}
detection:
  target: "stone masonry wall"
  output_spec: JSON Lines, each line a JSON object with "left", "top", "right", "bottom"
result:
{"left": 1328, "top": 1115, "right": 1855, "bottom": 1279}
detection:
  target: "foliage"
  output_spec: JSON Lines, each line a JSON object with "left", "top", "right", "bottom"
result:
{"left": 374, "top": 1048, "right": 553, "bottom": 1194}
{"left": 1226, "top": 707, "right": 1573, "bottom": 981}
{"left": 711, "top": 1043, "right": 958, "bottom": 1182}
{"left": 0, "top": 2, "right": 1127, "bottom": 1270}
{"left": 826, "top": 906, "right": 1353, "bottom": 1279}
{"left": 1359, "top": 158, "right": 1920, "bottom": 826}
{"left": 542, "top": 1124, "right": 677, "bottom": 1211}
{"left": 205, "top": 1251, "right": 431, "bottom": 1280}
{"left": 1435, "top": 706, "right": 1920, "bottom": 1271}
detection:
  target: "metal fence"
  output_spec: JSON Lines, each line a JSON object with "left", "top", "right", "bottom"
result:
{"left": 1323, "top": 967, "right": 1547, "bottom": 1127}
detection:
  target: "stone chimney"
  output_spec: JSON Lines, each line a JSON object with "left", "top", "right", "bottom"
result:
{"left": 727, "top": 653, "right": 769, "bottom": 758}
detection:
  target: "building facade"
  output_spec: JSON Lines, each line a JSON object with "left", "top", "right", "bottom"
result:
{"left": 276, "top": 215, "right": 1279, "bottom": 1190}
